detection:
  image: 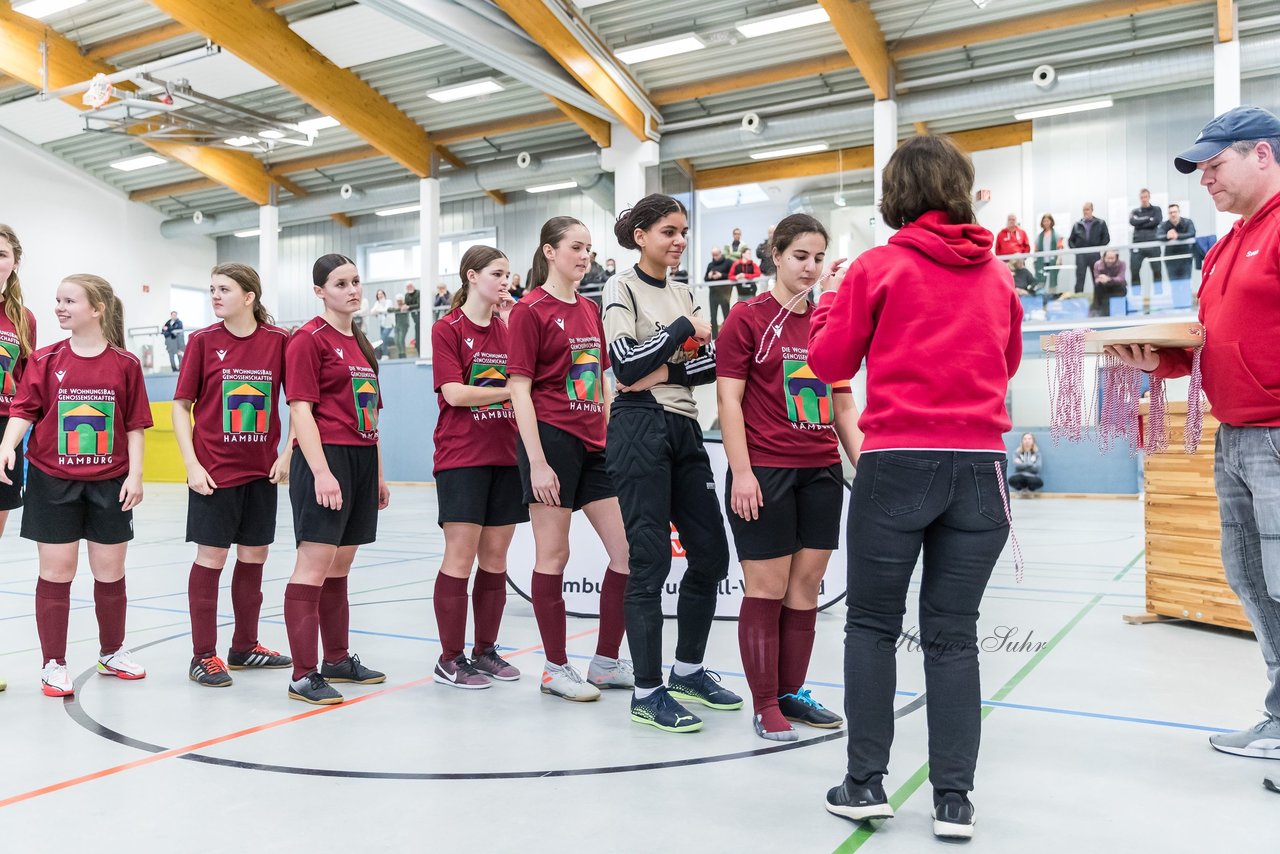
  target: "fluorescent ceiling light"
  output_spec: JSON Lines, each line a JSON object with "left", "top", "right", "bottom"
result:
{"left": 109, "top": 154, "right": 167, "bottom": 172}
{"left": 1014, "top": 98, "right": 1114, "bottom": 121}
{"left": 699, "top": 184, "right": 770, "bottom": 209}
{"left": 749, "top": 142, "right": 830, "bottom": 160}
{"left": 296, "top": 115, "right": 340, "bottom": 133}
{"left": 525, "top": 181, "right": 579, "bottom": 194}
{"left": 615, "top": 36, "right": 704, "bottom": 65}
{"left": 12, "top": 0, "right": 87, "bottom": 19}
{"left": 427, "top": 78, "right": 504, "bottom": 103}
{"left": 234, "top": 228, "right": 282, "bottom": 238}
{"left": 259, "top": 129, "right": 286, "bottom": 140}
{"left": 736, "top": 7, "right": 829, "bottom": 39}
{"left": 375, "top": 205, "right": 421, "bottom": 217}
{"left": 971, "top": 0, "right": 992, "bottom": 8}
{"left": 224, "top": 136, "right": 257, "bottom": 147}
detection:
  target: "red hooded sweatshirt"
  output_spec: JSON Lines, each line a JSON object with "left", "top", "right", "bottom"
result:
{"left": 1152, "top": 190, "right": 1280, "bottom": 426}
{"left": 808, "top": 210, "right": 1023, "bottom": 452}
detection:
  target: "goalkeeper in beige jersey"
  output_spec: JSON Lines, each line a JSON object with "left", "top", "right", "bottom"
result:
{"left": 602, "top": 193, "right": 742, "bottom": 735}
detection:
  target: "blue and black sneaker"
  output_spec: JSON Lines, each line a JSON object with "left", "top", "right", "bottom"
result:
{"left": 630, "top": 687, "right": 703, "bottom": 733}
{"left": 667, "top": 667, "right": 743, "bottom": 710}
{"left": 779, "top": 688, "right": 844, "bottom": 729}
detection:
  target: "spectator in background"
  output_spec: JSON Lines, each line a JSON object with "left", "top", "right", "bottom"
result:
{"left": 604, "top": 257, "right": 617, "bottom": 278}
{"left": 1091, "top": 249, "right": 1128, "bottom": 316}
{"left": 1129, "top": 188, "right": 1163, "bottom": 285}
{"left": 394, "top": 294, "right": 410, "bottom": 358}
{"left": 162, "top": 310, "right": 184, "bottom": 371}
{"left": 582, "top": 251, "right": 606, "bottom": 285}
{"left": 372, "top": 288, "right": 395, "bottom": 358}
{"left": 509, "top": 273, "right": 525, "bottom": 301}
{"left": 706, "top": 246, "right": 734, "bottom": 338}
{"left": 1158, "top": 203, "right": 1197, "bottom": 282}
{"left": 1008, "top": 433, "right": 1043, "bottom": 495}
{"left": 1035, "top": 214, "right": 1060, "bottom": 292}
{"left": 725, "top": 227, "right": 746, "bottom": 261}
{"left": 730, "top": 246, "right": 762, "bottom": 298}
{"left": 670, "top": 264, "right": 689, "bottom": 283}
{"left": 1068, "top": 201, "right": 1110, "bottom": 293}
{"left": 756, "top": 225, "right": 776, "bottom": 277}
{"left": 405, "top": 281, "right": 421, "bottom": 353}
{"left": 433, "top": 282, "right": 449, "bottom": 321}
{"left": 354, "top": 293, "right": 369, "bottom": 334}
{"left": 994, "top": 213, "right": 1030, "bottom": 256}
{"left": 1008, "top": 259, "right": 1039, "bottom": 295}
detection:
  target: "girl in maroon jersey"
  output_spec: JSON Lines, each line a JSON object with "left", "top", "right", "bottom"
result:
{"left": 281, "top": 254, "right": 390, "bottom": 705}
{"left": 507, "top": 216, "right": 631, "bottom": 702}
{"left": 0, "top": 227, "right": 37, "bottom": 549}
{"left": 0, "top": 274, "right": 152, "bottom": 697}
{"left": 430, "top": 246, "right": 527, "bottom": 688}
{"left": 717, "top": 214, "right": 861, "bottom": 741}
{"left": 174, "top": 263, "right": 294, "bottom": 688}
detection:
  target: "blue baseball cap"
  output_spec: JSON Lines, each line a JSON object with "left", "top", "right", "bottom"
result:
{"left": 1174, "top": 105, "right": 1280, "bottom": 173}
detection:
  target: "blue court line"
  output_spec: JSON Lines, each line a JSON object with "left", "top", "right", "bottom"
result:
{"left": 978, "top": 699, "right": 1232, "bottom": 733}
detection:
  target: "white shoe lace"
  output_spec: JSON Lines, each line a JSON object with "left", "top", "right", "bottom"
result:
{"left": 43, "top": 661, "right": 68, "bottom": 685}
{"left": 559, "top": 663, "right": 586, "bottom": 684}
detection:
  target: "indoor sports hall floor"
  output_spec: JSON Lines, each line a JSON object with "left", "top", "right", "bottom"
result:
{"left": 0, "top": 485, "right": 1273, "bottom": 853}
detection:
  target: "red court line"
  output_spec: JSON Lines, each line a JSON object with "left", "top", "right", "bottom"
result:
{"left": 0, "top": 628, "right": 600, "bottom": 810}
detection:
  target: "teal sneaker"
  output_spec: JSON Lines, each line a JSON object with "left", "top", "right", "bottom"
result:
{"left": 667, "top": 667, "right": 743, "bottom": 710}
{"left": 631, "top": 687, "right": 703, "bottom": 733}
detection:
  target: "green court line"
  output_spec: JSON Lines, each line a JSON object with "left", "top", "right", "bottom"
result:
{"left": 831, "top": 548, "right": 1145, "bottom": 853}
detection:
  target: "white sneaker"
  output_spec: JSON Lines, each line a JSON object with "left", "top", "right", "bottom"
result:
{"left": 41, "top": 660, "right": 73, "bottom": 697}
{"left": 97, "top": 650, "right": 146, "bottom": 680}
{"left": 539, "top": 661, "right": 601, "bottom": 702}
{"left": 587, "top": 654, "right": 635, "bottom": 689}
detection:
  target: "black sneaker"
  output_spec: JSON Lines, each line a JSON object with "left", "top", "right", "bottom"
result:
{"left": 779, "top": 688, "right": 844, "bottom": 729}
{"left": 189, "top": 655, "right": 233, "bottom": 688}
{"left": 667, "top": 667, "right": 743, "bottom": 710}
{"left": 932, "top": 792, "right": 975, "bottom": 840}
{"left": 288, "top": 671, "right": 343, "bottom": 705}
{"left": 630, "top": 686, "right": 703, "bottom": 733}
{"left": 321, "top": 654, "right": 385, "bottom": 684}
{"left": 227, "top": 643, "right": 292, "bottom": 669}
{"left": 825, "top": 776, "right": 895, "bottom": 822}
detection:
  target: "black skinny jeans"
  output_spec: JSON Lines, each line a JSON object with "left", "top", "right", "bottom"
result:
{"left": 844, "top": 451, "right": 1009, "bottom": 795}
{"left": 606, "top": 404, "right": 729, "bottom": 689}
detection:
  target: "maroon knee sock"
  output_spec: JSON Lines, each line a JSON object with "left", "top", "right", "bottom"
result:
{"left": 230, "top": 560, "right": 264, "bottom": 653}
{"left": 94, "top": 578, "right": 127, "bottom": 657}
{"left": 284, "top": 583, "right": 323, "bottom": 680}
{"left": 471, "top": 568, "right": 507, "bottom": 653}
{"left": 188, "top": 563, "right": 222, "bottom": 658}
{"left": 595, "top": 568, "right": 627, "bottom": 659}
{"left": 35, "top": 578, "right": 72, "bottom": 665}
{"left": 433, "top": 573, "right": 469, "bottom": 662}
{"left": 778, "top": 606, "right": 818, "bottom": 696}
{"left": 738, "top": 596, "right": 783, "bottom": 713}
{"left": 318, "top": 576, "right": 350, "bottom": 665}
{"left": 531, "top": 571, "right": 567, "bottom": 666}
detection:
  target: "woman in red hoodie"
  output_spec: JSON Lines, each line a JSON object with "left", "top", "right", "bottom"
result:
{"left": 808, "top": 135, "right": 1022, "bottom": 841}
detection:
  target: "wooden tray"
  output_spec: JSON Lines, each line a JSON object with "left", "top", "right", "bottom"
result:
{"left": 1041, "top": 322, "right": 1204, "bottom": 353}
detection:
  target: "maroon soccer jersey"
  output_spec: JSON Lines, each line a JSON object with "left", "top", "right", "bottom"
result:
{"left": 506, "top": 287, "right": 611, "bottom": 452}
{"left": 10, "top": 340, "right": 153, "bottom": 480}
{"left": 174, "top": 322, "right": 289, "bottom": 486}
{"left": 715, "top": 293, "right": 851, "bottom": 468}
{"left": 284, "top": 317, "right": 381, "bottom": 446}
{"left": 0, "top": 301, "right": 37, "bottom": 416}
{"left": 432, "top": 307, "right": 517, "bottom": 473}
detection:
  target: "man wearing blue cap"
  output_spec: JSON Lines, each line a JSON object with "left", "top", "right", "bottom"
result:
{"left": 1109, "top": 105, "right": 1280, "bottom": 785}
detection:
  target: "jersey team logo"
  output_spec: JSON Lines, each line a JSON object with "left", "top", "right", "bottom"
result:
{"left": 783, "top": 360, "right": 834, "bottom": 425}
{"left": 58, "top": 400, "right": 115, "bottom": 456}
{"left": 0, "top": 340, "right": 18, "bottom": 396}
{"left": 222, "top": 381, "right": 272, "bottom": 433}
{"left": 468, "top": 362, "right": 511, "bottom": 411}
{"left": 566, "top": 348, "right": 602, "bottom": 403}
{"left": 352, "top": 378, "right": 380, "bottom": 432}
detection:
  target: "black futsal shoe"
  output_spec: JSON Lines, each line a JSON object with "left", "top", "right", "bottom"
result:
{"left": 666, "top": 667, "right": 744, "bottom": 710}
{"left": 189, "top": 655, "right": 233, "bottom": 688}
{"left": 321, "top": 653, "right": 386, "bottom": 684}
{"left": 227, "top": 643, "right": 292, "bottom": 669}
{"left": 932, "top": 792, "right": 976, "bottom": 840}
{"left": 288, "top": 671, "right": 343, "bottom": 705}
{"left": 825, "top": 777, "right": 895, "bottom": 822}
{"left": 778, "top": 688, "right": 844, "bottom": 728}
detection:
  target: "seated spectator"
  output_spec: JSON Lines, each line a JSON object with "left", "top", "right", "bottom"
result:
{"left": 1009, "top": 258, "right": 1039, "bottom": 295}
{"left": 995, "top": 213, "right": 1031, "bottom": 256}
{"left": 1091, "top": 250, "right": 1128, "bottom": 316}
{"left": 729, "top": 246, "right": 762, "bottom": 297}
{"left": 1009, "top": 433, "right": 1043, "bottom": 495}
{"left": 509, "top": 273, "right": 524, "bottom": 301}
{"left": 670, "top": 264, "right": 689, "bottom": 283}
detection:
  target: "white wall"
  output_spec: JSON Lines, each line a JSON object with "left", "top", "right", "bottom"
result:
{"left": 0, "top": 133, "right": 215, "bottom": 354}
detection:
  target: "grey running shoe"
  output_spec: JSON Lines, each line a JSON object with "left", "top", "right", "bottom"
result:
{"left": 539, "top": 661, "right": 601, "bottom": 702}
{"left": 471, "top": 647, "right": 520, "bottom": 681}
{"left": 1208, "top": 715, "right": 1280, "bottom": 759}
{"left": 586, "top": 654, "right": 634, "bottom": 689}
{"left": 433, "top": 654, "right": 491, "bottom": 690}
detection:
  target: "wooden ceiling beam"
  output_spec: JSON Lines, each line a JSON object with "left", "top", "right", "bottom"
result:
{"left": 547, "top": 96, "right": 611, "bottom": 148}
{"left": 1217, "top": 0, "right": 1235, "bottom": 42}
{"left": 819, "top": 0, "right": 892, "bottom": 101}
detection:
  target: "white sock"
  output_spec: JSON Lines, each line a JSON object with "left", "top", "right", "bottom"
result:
{"left": 672, "top": 660, "right": 701, "bottom": 677}
{"left": 634, "top": 685, "right": 660, "bottom": 700}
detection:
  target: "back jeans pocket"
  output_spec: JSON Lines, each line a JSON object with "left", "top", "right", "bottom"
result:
{"left": 972, "top": 461, "right": 1009, "bottom": 524}
{"left": 870, "top": 454, "right": 940, "bottom": 516}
